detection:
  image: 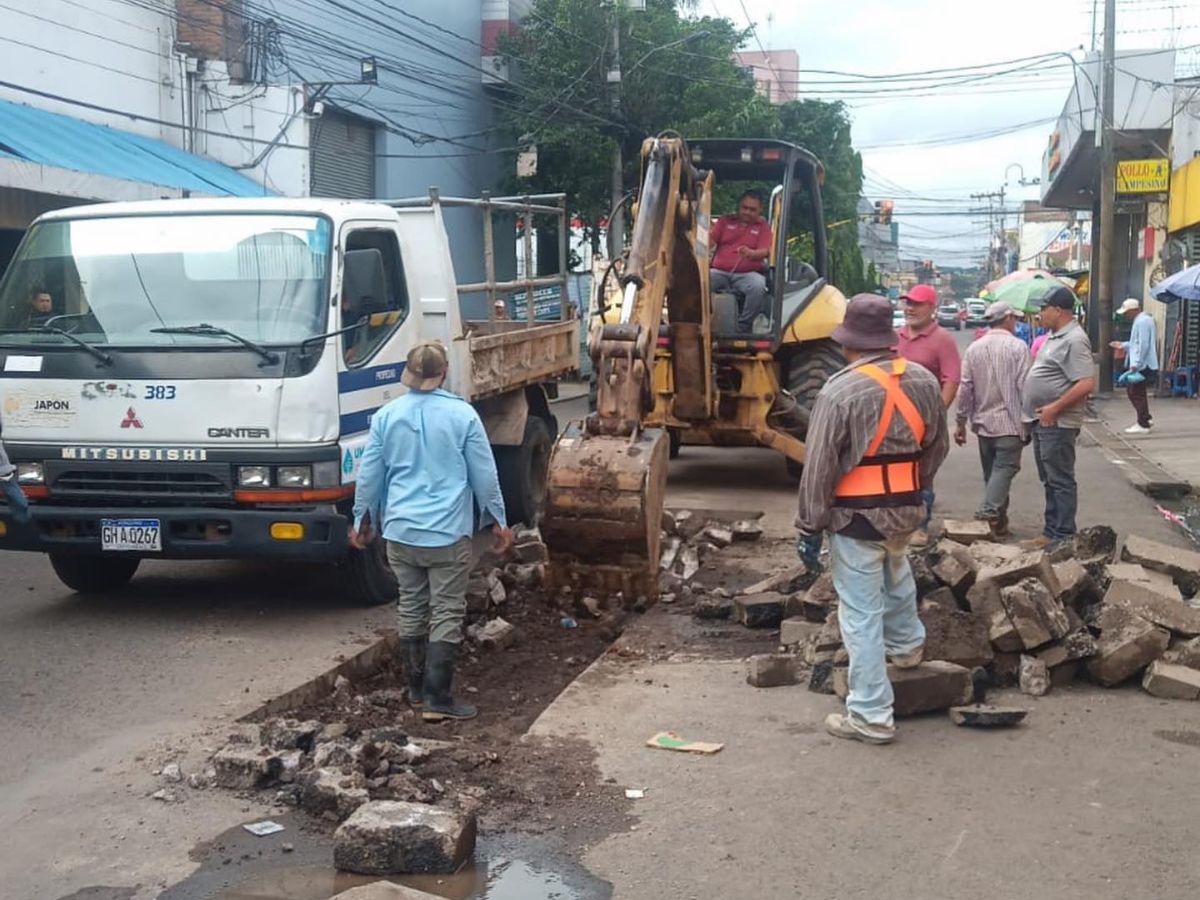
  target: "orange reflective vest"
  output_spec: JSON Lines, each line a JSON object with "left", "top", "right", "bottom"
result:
{"left": 833, "top": 359, "right": 927, "bottom": 509}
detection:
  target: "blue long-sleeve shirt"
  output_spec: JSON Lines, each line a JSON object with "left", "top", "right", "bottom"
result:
{"left": 352, "top": 388, "right": 507, "bottom": 548}
{"left": 1121, "top": 311, "right": 1159, "bottom": 372}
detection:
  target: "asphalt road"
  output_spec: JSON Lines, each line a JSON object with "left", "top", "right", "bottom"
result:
{"left": 4, "top": 326, "right": 1192, "bottom": 899}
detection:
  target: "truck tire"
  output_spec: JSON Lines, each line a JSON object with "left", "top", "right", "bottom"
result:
{"left": 668, "top": 427, "right": 682, "bottom": 459}
{"left": 784, "top": 339, "right": 845, "bottom": 439}
{"left": 49, "top": 553, "right": 140, "bottom": 593}
{"left": 344, "top": 537, "right": 399, "bottom": 607}
{"left": 496, "top": 415, "right": 553, "bottom": 526}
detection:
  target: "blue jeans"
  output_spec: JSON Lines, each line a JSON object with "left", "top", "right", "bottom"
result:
{"left": 1032, "top": 424, "right": 1078, "bottom": 540}
{"left": 919, "top": 487, "right": 934, "bottom": 529}
{"left": 829, "top": 531, "right": 925, "bottom": 727}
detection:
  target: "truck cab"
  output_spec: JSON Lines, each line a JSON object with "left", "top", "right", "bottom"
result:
{"left": 0, "top": 195, "right": 576, "bottom": 601}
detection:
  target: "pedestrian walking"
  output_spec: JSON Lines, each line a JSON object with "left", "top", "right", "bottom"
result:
{"left": 797, "top": 294, "right": 949, "bottom": 745}
{"left": 955, "top": 301, "right": 1032, "bottom": 539}
{"left": 1110, "top": 297, "right": 1158, "bottom": 434}
{"left": 896, "top": 283, "right": 961, "bottom": 547}
{"left": 1021, "top": 287, "right": 1095, "bottom": 546}
{"left": 350, "top": 341, "right": 512, "bottom": 721}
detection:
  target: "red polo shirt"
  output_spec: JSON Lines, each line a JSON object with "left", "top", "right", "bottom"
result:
{"left": 710, "top": 214, "right": 772, "bottom": 274}
{"left": 898, "top": 323, "right": 961, "bottom": 388}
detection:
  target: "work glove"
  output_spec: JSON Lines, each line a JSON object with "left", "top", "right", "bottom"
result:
{"left": 796, "top": 530, "right": 824, "bottom": 573}
{"left": 1125, "top": 370, "right": 1145, "bottom": 385}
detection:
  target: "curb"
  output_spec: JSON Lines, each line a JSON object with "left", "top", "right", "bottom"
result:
{"left": 1084, "top": 418, "right": 1193, "bottom": 500}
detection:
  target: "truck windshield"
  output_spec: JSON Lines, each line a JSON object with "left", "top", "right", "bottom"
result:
{"left": 0, "top": 213, "right": 331, "bottom": 348}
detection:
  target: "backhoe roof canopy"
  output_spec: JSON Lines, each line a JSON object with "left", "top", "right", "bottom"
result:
{"left": 686, "top": 138, "right": 824, "bottom": 183}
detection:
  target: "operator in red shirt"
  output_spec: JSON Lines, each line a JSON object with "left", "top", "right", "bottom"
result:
{"left": 896, "top": 282, "right": 962, "bottom": 546}
{"left": 709, "top": 189, "right": 774, "bottom": 333}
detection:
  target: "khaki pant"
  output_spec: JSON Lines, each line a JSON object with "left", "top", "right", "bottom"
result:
{"left": 386, "top": 538, "right": 472, "bottom": 644}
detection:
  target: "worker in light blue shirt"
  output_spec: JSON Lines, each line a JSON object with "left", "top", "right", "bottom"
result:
{"left": 350, "top": 340, "right": 512, "bottom": 722}
{"left": 1111, "top": 297, "right": 1159, "bottom": 434}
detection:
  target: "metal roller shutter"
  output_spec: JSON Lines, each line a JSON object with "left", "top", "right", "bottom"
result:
{"left": 310, "top": 110, "right": 376, "bottom": 199}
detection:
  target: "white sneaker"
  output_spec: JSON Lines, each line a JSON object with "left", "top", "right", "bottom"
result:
{"left": 824, "top": 712, "right": 896, "bottom": 745}
{"left": 1124, "top": 424, "right": 1150, "bottom": 435}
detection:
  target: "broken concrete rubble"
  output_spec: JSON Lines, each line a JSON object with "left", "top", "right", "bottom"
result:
{"left": 1086, "top": 605, "right": 1171, "bottom": 687}
{"left": 948, "top": 704, "right": 1028, "bottom": 727}
{"left": 918, "top": 603, "right": 993, "bottom": 668}
{"left": 1018, "top": 655, "right": 1050, "bottom": 697}
{"left": 1000, "top": 577, "right": 1070, "bottom": 649}
{"left": 977, "top": 551, "right": 1061, "bottom": 596}
{"left": 1121, "top": 534, "right": 1200, "bottom": 584}
{"left": 742, "top": 564, "right": 814, "bottom": 596}
{"left": 746, "top": 654, "right": 800, "bottom": 688}
{"left": 1163, "top": 636, "right": 1200, "bottom": 669}
{"left": 1103, "top": 579, "right": 1200, "bottom": 636}
{"left": 1073, "top": 525, "right": 1117, "bottom": 564}
{"left": 1052, "top": 559, "right": 1096, "bottom": 606}
{"left": 1035, "top": 630, "right": 1097, "bottom": 669}
{"left": 693, "top": 595, "right": 733, "bottom": 620}
{"left": 779, "top": 617, "right": 822, "bottom": 648}
{"left": 261, "top": 718, "right": 324, "bottom": 751}
{"left": 466, "top": 617, "right": 518, "bottom": 649}
{"left": 1106, "top": 563, "right": 1182, "bottom": 600}
{"left": 734, "top": 593, "right": 784, "bottom": 629}
{"left": 212, "top": 744, "right": 280, "bottom": 790}
{"left": 931, "top": 541, "right": 976, "bottom": 595}
{"left": 833, "top": 660, "right": 973, "bottom": 716}
{"left": 1141, "top": 661, "right": 1200, "bottom": 700}
{"left": 942, "top": 519, "right": 993, "bottom": 544}
{"left": 302, "top": 767, "right": 369, "bottom": 820}
{"left": 731, "top": 520, "right": 764, "bottom": 542}
{"left": 333, "top": 800, "right": 477, "bottom": 875}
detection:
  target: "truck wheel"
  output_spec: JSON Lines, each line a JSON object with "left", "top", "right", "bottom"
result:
{"left": 496, "top": 416, "right": 552, "bottom": 526}
{"left": 784, "top": 339, "right": 846, "bottom": 439}
{"left": 668, "top": 428, "right": 682, "bottom": 459}
{"left": 49, "top": 553, "right": 140, "bottom": 593}
{"left": 344, "top": 537, "right": 399, "bottom": 607}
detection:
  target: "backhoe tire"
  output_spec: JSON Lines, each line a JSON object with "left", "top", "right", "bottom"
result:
{"left": 49, "top": 553, "right": 140, "bottom": 594}
{"left": 496, "top": 415, "right": 553, "bottom": 526}
{"left": 668, "top": 428, "right": 682, "bottom": 459}
{"left": 784, "top": 339, "right": 846, "bottom": 440}
{"left": 344, "top": 537, "right": 399, "bottom": 607}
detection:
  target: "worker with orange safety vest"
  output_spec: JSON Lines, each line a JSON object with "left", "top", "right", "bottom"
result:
{"left": 796, "top": 294, "right": 949, "bottom": 745}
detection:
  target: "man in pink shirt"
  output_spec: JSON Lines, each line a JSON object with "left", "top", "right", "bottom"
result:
{"left": 897, "top": 283, "right": 962, "bottom": 545}
{"left": 709, "top": 190, "right": 774, "bottom": 333}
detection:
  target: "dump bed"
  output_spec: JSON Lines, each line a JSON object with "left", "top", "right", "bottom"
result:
{"left": 390, "top": 190, "right": 579, "bottom": 403}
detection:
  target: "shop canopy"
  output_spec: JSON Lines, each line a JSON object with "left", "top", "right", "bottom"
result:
{"left": 0, "top": 97, "right": 269, "bottom": 201}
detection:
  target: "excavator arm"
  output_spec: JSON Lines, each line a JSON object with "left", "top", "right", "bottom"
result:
{"left": 542, "top": 137, "right": 712, "bottom": 603}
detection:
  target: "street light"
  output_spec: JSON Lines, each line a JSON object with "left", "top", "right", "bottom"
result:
{"left": 609, "top": 29, "right": 711, "bottom": 257}
{"left": 1005, "top": 162, "right": 1041, "bottom": 187}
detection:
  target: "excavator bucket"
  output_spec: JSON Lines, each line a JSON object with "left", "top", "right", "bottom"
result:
{"left": 541, "top": 422, "right": 669, "bottom": 604}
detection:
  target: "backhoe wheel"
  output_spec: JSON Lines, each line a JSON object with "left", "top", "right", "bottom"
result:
{"left": 668, "top": 428, "right": 682, "bottom": 460}
{"left": 784, "top": 339, "right": 846, "bottom": 439}
{"left": 49, "top": 553, "right": 140, "bottom": 594}
{"left": 344, "top": 536, "right": 399, "bottom": 607}
{"left": 785, "top": 458, "right": 803, "bottom": 481}
{"left": 496, "top": 416, "right": 553, "bottom": 526}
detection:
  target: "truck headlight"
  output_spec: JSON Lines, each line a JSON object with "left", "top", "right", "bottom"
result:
{"left": 237, "top": 465, "right": 271, "bottom": 487}
{"left": 277, "top": 465, "right": 313, "bottom": 489}
{"left": 16, "top": 462, "right": 44, "bottom": 484}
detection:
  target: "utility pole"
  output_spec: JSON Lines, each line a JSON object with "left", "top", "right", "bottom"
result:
{"left": 1097, "top": 0, "right": 1117, "bottom": 393}
{"left": 972, "top": 190, "right": 1005, "bottom": 279}
{"left": 607, "top": 7, "right": 624, "bottom": 258}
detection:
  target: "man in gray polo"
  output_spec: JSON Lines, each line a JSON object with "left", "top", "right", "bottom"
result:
{"left": 1021, "top": 287, "right": 1095, "bottom": 546}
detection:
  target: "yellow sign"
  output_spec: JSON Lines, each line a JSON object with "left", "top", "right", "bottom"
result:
{"left": 1116, "top": 158, "right": 1169, "bottom": 194}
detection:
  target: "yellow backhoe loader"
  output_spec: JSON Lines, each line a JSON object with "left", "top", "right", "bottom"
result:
{"left": 542, "top": 136, "right": 847, "bottom": 600}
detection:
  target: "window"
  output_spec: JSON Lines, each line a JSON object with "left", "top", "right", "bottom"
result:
{"left": 341, "top": 228, "right": 408, "bottom": 366}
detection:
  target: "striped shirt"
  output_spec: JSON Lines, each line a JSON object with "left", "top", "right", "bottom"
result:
{"left": 957, "top": 328, "right": 1032, "bottom": 438}
{"left": 796, "top": 353, "right": 950, "bottom": 539}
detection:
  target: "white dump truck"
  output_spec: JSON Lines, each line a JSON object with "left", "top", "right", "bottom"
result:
{"left": 0, "top": 191, "right": 578, "bottom": 603}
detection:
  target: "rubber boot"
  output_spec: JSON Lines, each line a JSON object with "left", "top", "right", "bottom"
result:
{"left": 422, "top": 640, "right": 477, "bottom": 721}
{"left": 399, "top": 637, "right": 426, "bottom": 708}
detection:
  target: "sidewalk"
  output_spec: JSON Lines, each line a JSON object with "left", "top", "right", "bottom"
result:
{"left": 1089, "top": 392, "right": 1200, "bottom": 497}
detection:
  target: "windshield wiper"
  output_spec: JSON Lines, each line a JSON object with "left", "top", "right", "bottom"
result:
{"left": 151, "top": 323, "right": 279, "bottom": 365}
{"left": 0, "top": 326, "right": 113, "bottom": 365}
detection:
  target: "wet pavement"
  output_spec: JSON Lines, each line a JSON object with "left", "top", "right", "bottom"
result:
{"left": 157, "top": 814, "right": 608, "bottom": 900}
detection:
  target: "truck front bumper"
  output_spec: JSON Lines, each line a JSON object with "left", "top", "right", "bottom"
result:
{"left": 0, "top": 504, "right": 350, "bottom": 561}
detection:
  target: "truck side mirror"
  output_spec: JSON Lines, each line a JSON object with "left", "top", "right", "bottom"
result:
{"left": 343, "top": 248, "right": 389, "bottom": 317}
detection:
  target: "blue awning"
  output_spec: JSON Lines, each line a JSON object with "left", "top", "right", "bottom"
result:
{"left": 0, "top": 98, "right": 269, "bottom": 198}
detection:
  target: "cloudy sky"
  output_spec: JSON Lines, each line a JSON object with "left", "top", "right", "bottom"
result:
{"left": 708, "top": 0, "right": 1200, "bottom": 267}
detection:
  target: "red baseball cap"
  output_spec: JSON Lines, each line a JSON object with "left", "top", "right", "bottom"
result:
{"left": 901, "top": 284, "right": 937, "bottom": 304}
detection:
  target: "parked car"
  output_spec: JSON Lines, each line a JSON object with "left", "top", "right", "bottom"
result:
{"left": 892, "top": 305, "right": 906, "bottom": 329}
{"left": 937, "top": 302, "right": 964, "bottom": 330}
{"left": 965, "top": 299, "right": 989, "bottom": 327}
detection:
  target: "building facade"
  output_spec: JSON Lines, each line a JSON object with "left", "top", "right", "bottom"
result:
{"left": 735, "top": 50, "right": 799, "bottom": 105}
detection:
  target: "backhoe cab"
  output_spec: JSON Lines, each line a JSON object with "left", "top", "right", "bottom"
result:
{"left": 542, "top": 137, "right": 847, "bottom": 603}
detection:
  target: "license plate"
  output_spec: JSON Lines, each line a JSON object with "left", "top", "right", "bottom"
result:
{"left": 100, "top": 518, "right": 162, "bottom": 552}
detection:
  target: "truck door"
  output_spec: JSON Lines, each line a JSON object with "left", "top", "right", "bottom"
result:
{"left": 335, "top": 223, "right": 421, "bottom": 484}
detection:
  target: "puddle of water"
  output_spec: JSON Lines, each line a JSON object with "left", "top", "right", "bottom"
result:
{"left": 165, "top": 815, "right": 607, "bottom": 900}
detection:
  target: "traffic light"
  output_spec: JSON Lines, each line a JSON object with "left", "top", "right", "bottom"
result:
{"left": 873, "top": 200, "right": 894, "bottom": 225}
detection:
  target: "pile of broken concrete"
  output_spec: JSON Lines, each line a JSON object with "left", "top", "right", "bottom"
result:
{"left": 734, "top": 521, "right": 1200, "bottom": 713}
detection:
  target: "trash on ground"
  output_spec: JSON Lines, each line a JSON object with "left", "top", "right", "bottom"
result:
{"left": 624, "top": 788, "right": 646, "bottom": 799}
{"left": 645, "top": 731, "right": 724, "bottom": 754}
{"left": 243, "top": 820, "right": 286, "bottom": 836}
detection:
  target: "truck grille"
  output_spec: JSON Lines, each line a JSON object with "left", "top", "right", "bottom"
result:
{"left": 47, "top": 464, "right": 232, "bottom": 504}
